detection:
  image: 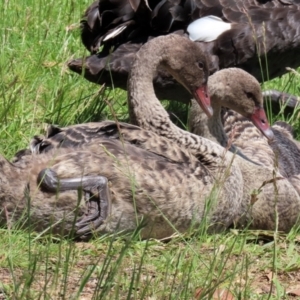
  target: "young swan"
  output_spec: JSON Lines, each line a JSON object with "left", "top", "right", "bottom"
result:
{"left": 189, "top": 68, "right": 300, "bottom": 177}
{"left": 0, "top": 122, "right": 246, "bottom": 239}
{"left": 13, "top": 39, "right": 300, "bottom": 234}
{"left": 7, "top": 119, "right": 300, "bottom": 239}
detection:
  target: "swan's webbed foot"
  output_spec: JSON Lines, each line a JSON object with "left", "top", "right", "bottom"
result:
{"left": 38, "top": 168, "right": 111, "bottom": 239}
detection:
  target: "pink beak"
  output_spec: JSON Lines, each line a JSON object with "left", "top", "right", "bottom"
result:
{"left": 250, "top": 106, "right": 274, "bottom": 140}
{"left": 194, "top": 85, "right": 213, "bottom": 117}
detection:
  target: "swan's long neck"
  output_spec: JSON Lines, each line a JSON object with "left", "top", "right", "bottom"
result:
{"left": 128, "top": 42, "right": 170, "bottom": 129}
{"left": 207, "top": 103, "right": 228, "bottom": 147}
{"left": 189, "top": 99, "right": 228, "bottom": 146}
{"left": 127, "top": 39, "right": 234, "bottom": 167}
{"left": 206, "top": 94, "right": 260, "bottom": 165}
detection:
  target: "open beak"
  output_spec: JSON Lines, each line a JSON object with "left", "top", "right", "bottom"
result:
{"left": 194, "top": 85, "right": 213, "bottom": 117}
{"left": 250, "top": 106, "right": 274, "bottom": 140}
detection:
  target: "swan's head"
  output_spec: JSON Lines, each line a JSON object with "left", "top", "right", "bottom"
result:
{"left": 158, "top": 34, "right": 213, "bottom": 117}
{"left": 208, "top": 68, "right": 274, "bottom": 140}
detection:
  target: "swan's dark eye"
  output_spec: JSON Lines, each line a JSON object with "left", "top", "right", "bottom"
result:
{"left": 197, "top": 62, "right": 204, "bottom": 69}
{"left": 246, "top": 92, "right": 253, "bottom": 99}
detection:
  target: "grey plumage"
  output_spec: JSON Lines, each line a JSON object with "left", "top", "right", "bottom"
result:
{"left": 7, "top": 37, "right": 300, "bottom": 238}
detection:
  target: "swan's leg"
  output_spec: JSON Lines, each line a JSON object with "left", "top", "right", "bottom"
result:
{"left": 75, "top": 180, "right": 112, "bottom": 237}
{"left": 38, "top": 168, "right": 111, "bottom": 237}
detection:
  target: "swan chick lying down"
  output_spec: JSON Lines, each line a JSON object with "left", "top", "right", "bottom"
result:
{"left": 10, "top": 34, "right": 300, "bottom": 236}
{"left": 1, "top": 123, "right": 248, "bottom": 240}
{"left": 10, "top": 118, "right": 300, "bottom": 239}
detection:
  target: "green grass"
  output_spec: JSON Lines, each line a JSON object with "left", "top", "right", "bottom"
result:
{"left": 263, "top": 71, "right": 300, "bottom": 137}
{"left": 0, "top": 0, "right": 129, "bottom": 159}
{"left": 1, "top": 0, "right": 300, "bottom": 299}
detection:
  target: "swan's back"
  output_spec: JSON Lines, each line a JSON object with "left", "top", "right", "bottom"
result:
{"left": 9, "top": 121, "right": 247, "bottom": 237}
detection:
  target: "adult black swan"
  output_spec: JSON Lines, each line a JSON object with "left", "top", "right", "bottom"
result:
{"left": 68, "top": 0, "right": 300, "bottom": 102}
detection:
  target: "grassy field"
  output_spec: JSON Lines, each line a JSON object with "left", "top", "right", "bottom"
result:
{"left": 1, "top": 0, "right": 300, "bottom": 299}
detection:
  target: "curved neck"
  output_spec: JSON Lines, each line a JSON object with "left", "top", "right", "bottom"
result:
{"left": 207, "top": 102, "right": 228, "bottom": 148}
{"left": 128, "top": 41, "right": 169, "bottom": 128}
{"left": 207, "top": 98, "right": 260, "bottom": 165}
{"left": 127, "top": 40, "right": 235, "bottom": 166}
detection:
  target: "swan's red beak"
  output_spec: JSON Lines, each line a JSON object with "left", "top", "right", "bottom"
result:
{"left": 250, "top": 106, "right": 274, "bottom": 140}
{"left": 194, "top": 85, "right": 213, "bottom": 117}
